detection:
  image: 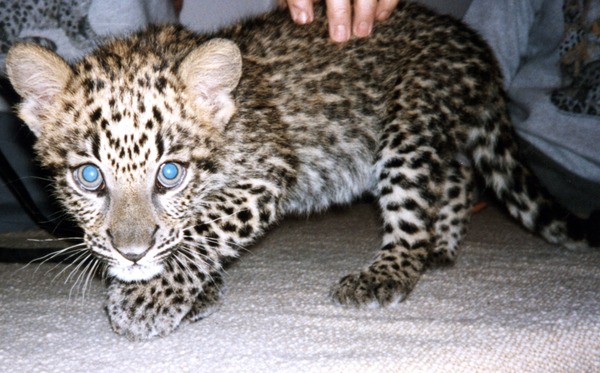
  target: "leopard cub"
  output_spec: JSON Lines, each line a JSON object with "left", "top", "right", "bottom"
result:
{"left": 7, "top": 3, "right": 599, "bottom": 339}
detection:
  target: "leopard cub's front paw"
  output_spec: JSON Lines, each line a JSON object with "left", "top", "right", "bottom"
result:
{"left": 106, "top": 277, "right": 193, "bottom": 341}
{"left": 330, "top": 269, "right": 417, "bottom": 309}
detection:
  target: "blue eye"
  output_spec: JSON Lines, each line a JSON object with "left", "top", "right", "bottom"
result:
{"left": 75, "top": 164, "right": 104, "bottom": 191}
{"left": 82, "top": 165, "right": 99, "bottom": 182}
{"left": 157, "top": 162, "right": 185, "bottom": 189}
{"left": 162, "top": 163, "right": 179, "bottom": 180}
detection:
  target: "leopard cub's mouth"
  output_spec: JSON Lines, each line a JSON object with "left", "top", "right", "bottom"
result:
{"left": 90, "top": 225, "right": 184, "bottom": 283}
{"left": 107, "top": 261, "right": 165, "bottom": 282}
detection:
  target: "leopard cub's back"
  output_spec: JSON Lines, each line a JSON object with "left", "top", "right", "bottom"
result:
{"left": 217, "top": 4, "right": 503, "bottom": 213}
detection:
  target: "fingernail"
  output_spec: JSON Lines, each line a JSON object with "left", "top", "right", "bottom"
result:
{"left": 355, "top": 21, "right": 372, "bottom": 37}
{"left": 331, "top": 24, "right": 349, "bottom": 42}
{"left": 293, "top": 10, "right": 310, "bottom": 24}
{"left": 377, "top": 11, "right": 389, "bottom": 20}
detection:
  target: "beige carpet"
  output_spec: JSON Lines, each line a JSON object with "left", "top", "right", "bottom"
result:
{"left": 0, "top": 204, "right": 599, "bottom": 372}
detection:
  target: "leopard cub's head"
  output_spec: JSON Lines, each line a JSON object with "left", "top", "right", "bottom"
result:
{"left": 6, "top": 33, "right": 242, "bottom": 282}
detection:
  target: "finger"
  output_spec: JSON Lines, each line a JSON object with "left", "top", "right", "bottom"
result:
{"left": 287, "top": 0, "right": 315, "bottom": 24}
{"left": 375, "top": 0, "right": 400, "bottom": 21}
{"left": 326, "top": 0, "right": 352, "bottom": 42}
{"left": 352, "top": 0, "right": 377, "bottom": 38}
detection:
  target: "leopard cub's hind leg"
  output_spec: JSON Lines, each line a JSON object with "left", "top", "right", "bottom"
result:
{"left": 430, "top": 158, "right": 474, "bottom": 264}
{"left": 331, "top": 113, "right": 448, "bottom": 308}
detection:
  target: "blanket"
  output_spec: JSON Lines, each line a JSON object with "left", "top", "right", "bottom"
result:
{"left": 464, "top": 0, "right": 600, "bottom": 216}
{"left": 1, "top": 205, "right": 598, "bottom": 372}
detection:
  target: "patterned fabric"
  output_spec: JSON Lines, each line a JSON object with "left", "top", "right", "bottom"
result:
{"left": 0, "top": 0, "right": 178, "bottom": 77}
{"left": 0, "top": 0, "right": 98, "bottom": 55}
{"left": 551, "top": 0, "right": 600, "bottom": 116}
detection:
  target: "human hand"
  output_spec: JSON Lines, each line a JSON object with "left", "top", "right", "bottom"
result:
{"left": 280, "top": 0, "right": 400, "bottom": 42}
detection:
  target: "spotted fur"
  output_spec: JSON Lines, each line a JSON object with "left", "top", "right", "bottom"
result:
{"left": 7, "top": 3, "right": 599, "bottom": 340}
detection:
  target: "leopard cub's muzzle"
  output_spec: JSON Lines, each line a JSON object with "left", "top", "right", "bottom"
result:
{"left": 102, "top": 190, "right": 172, "bottom": 281}
{"left": 106, "top": 223, "right": 159, "bottom": 263}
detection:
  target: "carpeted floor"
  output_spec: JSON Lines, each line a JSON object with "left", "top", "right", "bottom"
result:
{"left": 0, "top": 204, "right": 599, "bottom": 372}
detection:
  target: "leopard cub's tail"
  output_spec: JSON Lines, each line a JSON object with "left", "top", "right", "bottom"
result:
{"left": 467, "top": 111, "right": 599, "bottom": 250}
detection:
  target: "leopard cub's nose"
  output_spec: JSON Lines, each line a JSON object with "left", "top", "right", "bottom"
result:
{"left": 119, "top": 250, "right": 147, "bottom": 263}
{"left": 106, "top": 227, "right": 156, "bottom": 263}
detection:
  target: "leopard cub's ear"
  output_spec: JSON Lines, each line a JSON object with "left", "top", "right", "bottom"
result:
{"left": 6, "top": 43, "right": 72, "bottom": 137}
{"left": 178, "top": 38, "right": 242, "bottom": 129}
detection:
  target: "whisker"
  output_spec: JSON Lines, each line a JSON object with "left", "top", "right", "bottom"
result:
{"left": 179, "top": 207, "right": 249, "bottom": 232}
{"left": 27, "top": 237, "right": 84, "bottom": 242}
{"left": 86, "top": 260, "right": 103, "bottom": 292}
{"left": 50, "top": 251, "right": 89, "bottom": 283}
{"left": 97, "top": 263, "right": 110, "bottom": 283}
{"left": 181, "top": 235, "right": 251, "bottom": 260}
{"left": 18, "top": 243, "right": 86, "bottom": 273}
{"left": 172, "top": 255, "right": 195, "bottom": 280}
{"left": 178, "top": 244, "right": 222, "bottom": 281}
{"left": 178, "top": 245, "right": 211, "bottom": 265}
{"left": 65, "top": 253, "right": 93, "bottom": 285}
{"left": 168, "top": 255, "right": 188, "bottom": 280}
{"left": 69, "top": 258, "right": 90, "bottom": 299}
{"left": 70, "top": 255, "right": 97, "bottom": 300}
{"left": 170, "top": 247, "right": 219, "bottom": 285}
{"left": 178, "top": 250, "right": 223, "bottom": 287}
{"left": 203, "top": 236, "right": 251, "bottom": 254}
{"left": 18, "top": 175, "right": 54, "bottom": 183}
{"left": 42, "top": 246, "right": 88, "bottom": 276}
